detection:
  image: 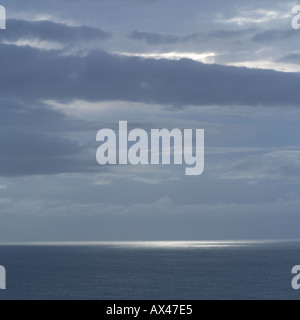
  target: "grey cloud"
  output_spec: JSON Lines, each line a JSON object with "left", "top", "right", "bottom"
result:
{"left": 252, "top": 29, "right": 298, "bottom": 42}
{"left": 278, "top": 53, "right": 300, "bottom": 64}
{"left": 1, "top": 194, "right": 300, "bottom": 241}
{"left": 0, "top": 155, "right": 92, "bottom": 177}
{"left": 0, "top": 41, "right": 299, "bottom": 177}
{"left": 208, "top": 29, "right": 256, "bottom": 39}
{"left": 129, "top": 29, "right": 255, "bottom": 45}
{"left": 0, "top": 99, "right": 102, "bottom": 133}
{"left": 129, "top": 31, "right": 201, "bottom": 45}
{"left": 1, "top": 44, "right": 300, "bottom": 107}
{"left": 1, "top": 19, "right": 111, "bottom": 43}
{"left": 0, "top": 130, "right": 95, "bottom": 177}
{"left": 0, "top": 100, "right": 68, "bottom": 130}
{"left": 224, "top": 151, "right": 300, "bottom": 180}
{"left": 0, "top": 99, "right": 101, "bottom": 176}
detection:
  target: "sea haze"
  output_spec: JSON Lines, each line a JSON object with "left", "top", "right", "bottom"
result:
{"left": 0, "top": 240, "right": 299, "bottom": 300}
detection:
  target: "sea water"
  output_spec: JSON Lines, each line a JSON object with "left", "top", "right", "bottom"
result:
{"left": 0, "top": 240, "right": 299, "bottom": 300}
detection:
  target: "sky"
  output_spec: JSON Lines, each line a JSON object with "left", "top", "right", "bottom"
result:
{"left": 0, "top": 0, "right": 300, "bottom": 241}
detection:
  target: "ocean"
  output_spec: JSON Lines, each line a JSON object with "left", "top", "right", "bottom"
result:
{"left": 0, "top": 240, "right": 299, "bottom": 300}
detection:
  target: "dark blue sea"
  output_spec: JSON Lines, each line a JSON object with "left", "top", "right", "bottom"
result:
{"left": 0, "top": 240, "right": 299, "bottom": 300}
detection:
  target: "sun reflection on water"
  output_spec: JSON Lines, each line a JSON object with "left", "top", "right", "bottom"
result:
{"left": 0, "top": 239, "right": 298, "bottom": 249}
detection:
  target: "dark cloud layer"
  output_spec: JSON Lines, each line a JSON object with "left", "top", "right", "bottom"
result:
{"left": 0, "top": 18, "right": 299, "bottom": 178}
{"left": 129, "top": 29, "right": 256, "bottom": 45}
{"left": 252, "top": 29, "right": 298, "bottom": 42}
{"left": 0, "top": 19, "right": 111, "bottom": 43}
{"left": 1, "top": 43, "right": 300, "bottom": 107}
{"left": 1, "top": 39, "right": 300, "bottom": 177}
{"left": 279, "top": 53, "right": 300, "bottom": 64}
{"left": 0, "top": 99, "right": 98, "bottom": 176}
{"left": 129, "top": 31, "right": 200, "bottom": 45}
{"left": 208, "top": 29, "right": 256, "bottom": 39}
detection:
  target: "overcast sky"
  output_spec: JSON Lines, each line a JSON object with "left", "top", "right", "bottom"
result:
{"left": 0, "top": 0, "right": 300, "bottom": 241}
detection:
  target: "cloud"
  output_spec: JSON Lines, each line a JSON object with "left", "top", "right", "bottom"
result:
{"left": 117, "top": 51, "right": 217, "bottom": 63}
{"left": 92, "top": 166, "right": 181, "bottom": 186}
{"left": 0, "top": 99, "right": 100, "bottom": 176}
{"left": 1, "top": 43, "right": 300, "bottom": 108}
{"left": 0, "top": 130, "right": 93, "bottom": 177}
{"left": 0, "top": 19, "right": 111, "bottom": 44}
{"left": 208, "top": 29, "right": 257, "bottom": 38}
{"left": 216, "top": 8, "right": 291, "bottom": 26}
{"left": 129, "top": 31, "right": 185, "bottom": 45}
{"left": 252, "top": 29, "right": 298, "bottom": 42}
{"left": 223, "top": 150, "right": 300, "bottom": 180}
{"left": 129, "top": 29, "right": 256, "bottom": 45}
{"left": 1, "top": 193, "right": 300, "bottom": 241}
{"left": 129, "top": 31, "right": 203, "bottom": 45}
{"left": 278, "top": 53, "right": 300, "bottom": 64}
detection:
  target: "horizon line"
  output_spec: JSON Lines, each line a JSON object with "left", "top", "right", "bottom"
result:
{"left": 0, "top": 239, "right": 299, "bottom": 246}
